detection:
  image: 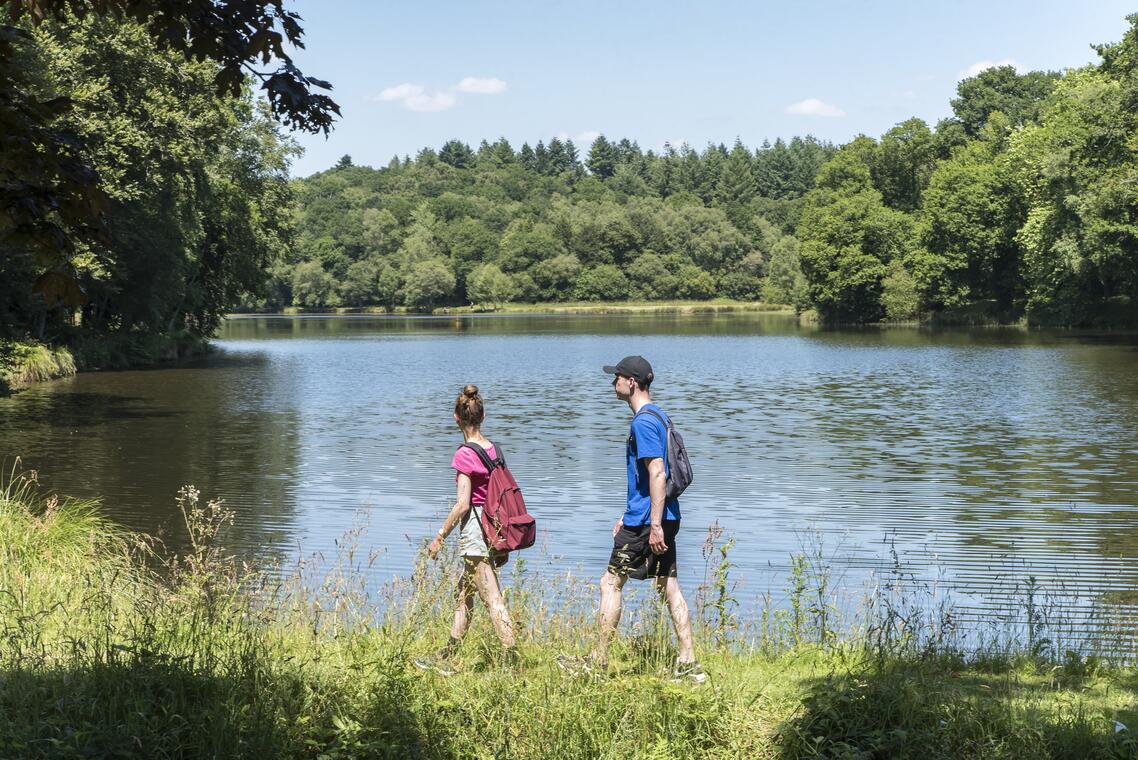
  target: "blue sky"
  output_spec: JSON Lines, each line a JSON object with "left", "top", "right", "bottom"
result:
{"left": 285, "top": 1, "right": 1136, "bottom": 177}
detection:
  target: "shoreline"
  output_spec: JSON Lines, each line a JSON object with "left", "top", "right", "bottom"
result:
{"left": 2, "top": 476, "right": 1136, "bottom": 758}
{"left": 228, "top": 298, "right": 798, "bottom": 318}
{"left": 7, "top": 306, "right": 1135, "bottom": 395}
{"left": 0, "top": 342, "right": 77, "bottom": 394}
{"left": 0, "top": 334, "right": 209, "bottom": 395}
{"left": 225, "top": 302, "right": 1105, "bottom": 330}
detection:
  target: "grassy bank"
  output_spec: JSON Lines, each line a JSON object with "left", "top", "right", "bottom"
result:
{"left": 1, "top": 474, "right": 1136, "bottom": 758}
{"left": 0, "top": 341, "right": 77, "bottom": 393}
{"left": 250, "top": 298, "right": 797, "bottom": 317}
{"left": 0, "top": 333, "right": 210, "bottom": 394}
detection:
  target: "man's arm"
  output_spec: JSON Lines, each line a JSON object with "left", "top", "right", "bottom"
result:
{"left": 646, "top": 457, "right": 668, "bottom": 554}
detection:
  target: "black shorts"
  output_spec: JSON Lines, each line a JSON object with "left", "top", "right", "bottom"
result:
{"left": 607, "top": 520, "right": 680, "bottom": 580}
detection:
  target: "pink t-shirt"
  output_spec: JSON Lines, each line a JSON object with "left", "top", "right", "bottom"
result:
{"left": 451, "top": 444, "right": 496, "bottom": 505}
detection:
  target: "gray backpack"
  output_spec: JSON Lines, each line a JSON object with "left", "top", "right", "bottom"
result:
{"left": 633, "top": 407, "right": 694, "bottom": 499}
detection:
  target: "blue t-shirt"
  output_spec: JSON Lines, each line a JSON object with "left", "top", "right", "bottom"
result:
{"left": 624, "top": 403, "right": 681, "bottom": 526}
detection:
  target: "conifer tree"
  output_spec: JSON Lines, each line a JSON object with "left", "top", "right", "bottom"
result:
{"left": 586, "top": 136, "right": 618, "bottom": 179}
{"left": 492, "top": 138, "right": 516, "bottom": 164}
{"left": 519, "top": 142, "right": 537, "bottom": 172}
{"left": 716, "top": 139, "right": 757, "bottom": 207}
{"left": 676, "top": 143, "right": 704, "bottom": 195}
{"left": 439, "top": 140, "right": 474, "bottom": 169}
{"left": 534, "top": 141, "right": 550, "bottom": 175}
{"left": 697, "top": 144, "right": 727, "bottom": 203}
{"left": 564, "top": 140, "right": 583, "bottom": 179}
{"left": 547, "top": 137, "right": 569, "bottom": 174}
{"left": 755, "top": 139, "right": 796, "bottom": 199}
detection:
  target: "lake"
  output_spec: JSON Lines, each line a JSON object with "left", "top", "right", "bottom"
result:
{"left": 3, "top": 313, "right": 1138, "bottom": 642}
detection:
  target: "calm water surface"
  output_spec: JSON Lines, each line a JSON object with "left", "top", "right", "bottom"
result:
{"left": 4, "top": 313, "right": 1138, "bottom": 634}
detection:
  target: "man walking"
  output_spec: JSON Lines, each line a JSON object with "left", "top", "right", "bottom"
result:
{"left": 560, "top": 355, "right": 705, "bottom": 683}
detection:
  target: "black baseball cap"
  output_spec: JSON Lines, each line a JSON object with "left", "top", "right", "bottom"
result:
{"left": 603, "top": 355, "right": 654, "bottom": 385}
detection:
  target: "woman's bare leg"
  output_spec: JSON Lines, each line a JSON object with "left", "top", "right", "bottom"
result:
{"left": 471, "top": 557, "right": 516, "bottom": 648}
{"left": 449, "top": 559, "right": 477, "bottom": 641}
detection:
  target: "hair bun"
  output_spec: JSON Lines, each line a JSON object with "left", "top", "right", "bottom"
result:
{"left": 462, "top": 384, "right": 480, "bottom": 398}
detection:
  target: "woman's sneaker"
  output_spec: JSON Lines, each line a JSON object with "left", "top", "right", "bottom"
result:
{"left": 670, "top": 659, "right": 707, "bottom": 684}
{"left": 413, "top": 650, "right": 458, "bottom": 677}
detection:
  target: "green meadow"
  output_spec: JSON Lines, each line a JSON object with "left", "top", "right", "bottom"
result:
{"left": 1, "top": 469, "right": 1137, "bottom": 758}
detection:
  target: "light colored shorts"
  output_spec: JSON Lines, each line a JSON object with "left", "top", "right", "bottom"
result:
{"left": 458, "top": 504, "right": 495, "bottom": 559}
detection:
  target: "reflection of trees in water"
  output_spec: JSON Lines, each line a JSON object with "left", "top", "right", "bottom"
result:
{"left": 0, "top": 392, "right": 179, "bottom": 429}
{"left": 220, "top": 312, "right": 809, "bottom": 340}
{"left": 0, "top": 355, "right": 301, "bottom": 564}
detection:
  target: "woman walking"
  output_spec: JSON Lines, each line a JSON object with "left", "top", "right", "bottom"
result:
{"left": 415, "top": 384, "right": 518, "bottom": 675}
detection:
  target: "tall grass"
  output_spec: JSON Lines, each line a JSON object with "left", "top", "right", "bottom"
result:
{"left": 0, "top": 342, "right": 76, "bottom": 391}
{"left": 1, "top": 471, "right": 1136, "bottom": 758}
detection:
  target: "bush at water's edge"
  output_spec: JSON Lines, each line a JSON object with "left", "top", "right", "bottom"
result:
{"left": 0, "top": 332, "right": 210, "bottom": 394}
{"left": 0, "top": 342, "right": 76, "bottom": 394}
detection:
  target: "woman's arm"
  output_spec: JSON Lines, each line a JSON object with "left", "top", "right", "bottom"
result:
{"left": 427, "top": 473, "right": 473, "bottom": 559}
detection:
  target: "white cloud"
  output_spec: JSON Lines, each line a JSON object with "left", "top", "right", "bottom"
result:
{"left": 456, "top": 77, "right": 507, "bottom": 94}
{"left": 553, "top": 130, "right": 602, "bottom": 145}
{"left": 377, "top": 83, "right": 424, "bottom": 102}
{"left": 404, "top": 91, "right": 458, "bottom": 112}
{"left": 957, "top": 58, "right": 1023, "bottom": 80}
{"left": 371, "top": 83, "right": 457, "bottom": 111}
{"left": 785, "top": 98, "right": 846, "bottom": 117}
{"left": 371, "top": 76, "right": 507, "bottom": 112}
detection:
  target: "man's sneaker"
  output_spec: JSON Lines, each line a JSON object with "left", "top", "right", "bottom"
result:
{"left": 556, "top": 653, "right": 606, "bottom": 679}
{"left": 413, "top": 650, "right": 458, "bottom": 677}
{"left": 670, "top": 659, "right": 707, "bottom": 684}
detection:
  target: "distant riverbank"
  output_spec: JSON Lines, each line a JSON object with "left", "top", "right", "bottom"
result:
{"left": 232, "top": 298, "right": 799, "bottom": 318}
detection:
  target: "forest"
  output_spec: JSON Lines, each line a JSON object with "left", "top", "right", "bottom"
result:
{"left": 280, "top": 16, "right": 1137, "bottom": 327}
{"left": 0, "top": 3, "right": 309, "bottom": 373}
{"left": 2, "top": 9, "right": 1137, "bottom": 384}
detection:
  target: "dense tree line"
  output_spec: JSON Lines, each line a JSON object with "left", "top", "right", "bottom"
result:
{"left": 800, "top": 23, "right": 1138, "bottom": 326}
{"left": 3, "top": 9, "right": 1135, "bottom": 351}
{"left": 273, "top": 134, "right": 834, "bottom": 312}
{"left": 282, "top": 14, "right": 1138, "bottom": 326}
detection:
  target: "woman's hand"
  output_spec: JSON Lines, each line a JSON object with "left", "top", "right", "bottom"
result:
{"left": 613, "top": 518, "right": 623, "bottom": 538}
{"left": 427, "top": 534, "right": 443, "bottom": 559}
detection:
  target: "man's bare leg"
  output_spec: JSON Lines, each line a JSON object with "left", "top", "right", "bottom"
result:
{"left": 655, "top": 575, "right": 695, "bottom": 662}
{"left": 592, "top": 570, "right": 627, "bottom": 663}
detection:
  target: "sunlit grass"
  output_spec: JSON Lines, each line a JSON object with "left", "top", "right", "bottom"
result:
{"left": 272, "top": 298, "right": 797, "bottom": 317}
{"left": 0, "top": 342, "right": 76, "bottom": 391}
{"left": 1, "top": 471, "right": 1136, "bottom": 758}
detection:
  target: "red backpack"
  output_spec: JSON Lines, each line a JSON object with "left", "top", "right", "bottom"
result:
{"left": 461, "top": 443, "right": 536, "bottom": 554}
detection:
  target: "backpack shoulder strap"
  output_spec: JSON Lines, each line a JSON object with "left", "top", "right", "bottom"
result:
{"left": 461, "top": 442, "right": 502, "bottom": 471}
{"left": 630, "top": 407, "right": 669, "bottom": 467}
{"left": 637, "top": 407, "right": 669, "bottom": 429}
